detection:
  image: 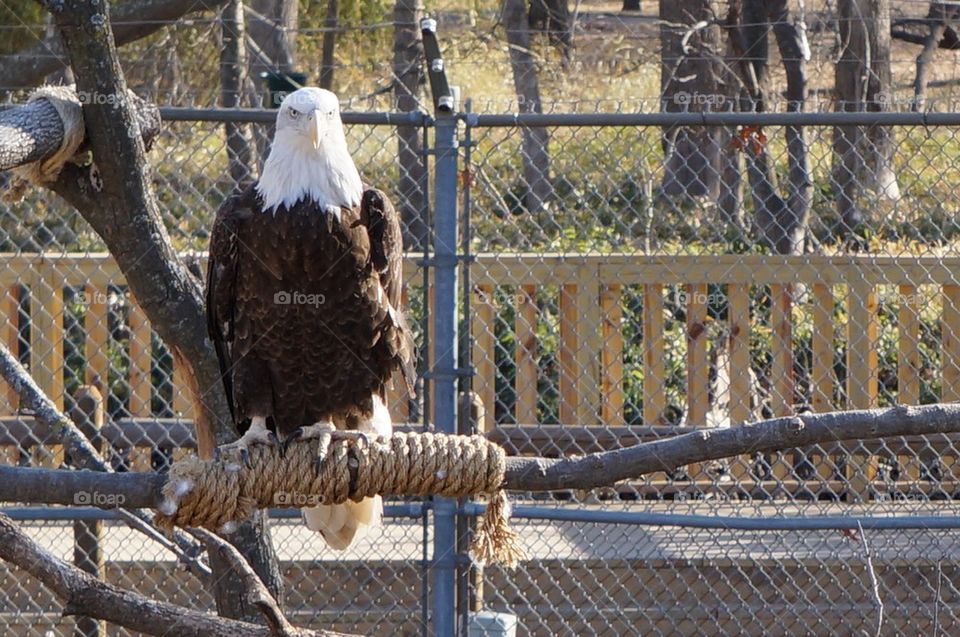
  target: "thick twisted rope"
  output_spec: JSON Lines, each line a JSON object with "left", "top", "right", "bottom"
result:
{"left": 155, "top": 432, "right": 524, "bottom": 567}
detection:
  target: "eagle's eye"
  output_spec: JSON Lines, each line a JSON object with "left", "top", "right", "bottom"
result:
{"left": 288, "top": 107, "right": 301, "bottom": 119}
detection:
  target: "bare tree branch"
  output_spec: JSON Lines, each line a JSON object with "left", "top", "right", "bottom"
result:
{"left": 0, "top": 513, "right": 352, "bottom": 637}
{"left": 0, "top": 342, "right": 211, "bottom": 579}
{"left": 3, "top": 403, "right": 960, "bottom": 507}
{"left": 24, "top": 0, "right": 281, "bottom": 619}
{"left": 0, "top": 88, "right": 161, "bottom": 173}
{"left": 189, "top": 529, "right": 298, "bottom": 637}
{"left": 856, "top": 521, "right": 884, "bottom": 637}
{"left": 0, "top": 0, "right": 231, "bottom": 92}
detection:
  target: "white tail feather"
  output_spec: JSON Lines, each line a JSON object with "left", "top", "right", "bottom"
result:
{"left": 303, "top": 496, "right": 382, "bottom": 550}
{"left": 303, "top": 395, "right": 391, "bottom": 550}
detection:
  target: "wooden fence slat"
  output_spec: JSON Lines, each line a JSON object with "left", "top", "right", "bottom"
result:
{"left": 847, "top": 280, "right": 879, "bottom": 501}
{"left": 600, "top": 284, "right": 624, "bottom": 426}
{"left": 30, "top": 267, "right": 64, "bottom": 467}
{"left": 472, "top": 284, "right": 496, "bottom": 431}
{"left": 686, "top": 284, "right": 709, "bottom": 429}
{"left": 127, "top": 298, "right": 152, "bottom": 417}
{"left": 942, "top": 285, "right": 960, "bottom": 403}
{"left": 4, "top": 285, "right": 19, "bottom": 413}
{"left": 811, "top": 283, "right": 836, "bottom": 483}
{"left": 577, "top": 273, "right": 601, "bottom": 425}
{"left": 515, "top": 285, "right": 538, "bottom": 425}
{"left": 388, "top": 287, "right": 412, "bottom": 424}
{"left": 770, "top": 284, "right": 794, "bottom": 417}
{"left": 847, "top": 281, "right": 879, "bottom": 409}
{"left": 71, "top": 386, "right": 106, "bottom": 637}
{"left": 941, "top": 285, "right": 960, "bottom": 484}
{"left": 84, "top": 282, "right": 111, "bottom": 394}
{"left": 728, "top": 284, "right": 751, "bottom": 480}
{"left": 898, "top": 284, "right": 921, "bottom": 406}
{"left": 811, "top": 284, "right": 835, "bottom": 413}
{"left": 172, "top": 363, "right": 193, "bottom": 419}
{"left": 642, "top": 284, "right": 665, "bottom": 426}
{"left": 559, "top": 284, "right": 578, "bottom": 425}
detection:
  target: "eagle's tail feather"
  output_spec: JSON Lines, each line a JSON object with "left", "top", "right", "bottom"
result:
{"left": 302, "top": 496, "right": 382, "bottom": 550}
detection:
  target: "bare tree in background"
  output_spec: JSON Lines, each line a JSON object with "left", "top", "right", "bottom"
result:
{"left": 503, "top": 0, "right": 552, "bottom": 213}
{"left": 726, "top": 0, "right": 812, "bottom": 255}
{"left": 393, "top": 0, "right": 429, "bottom": 250}
{"left": 320, "top": 0, "right": 340, "bottom": 90}
{"left": 658, "top": 0, "right": 724, "bottom": 201}
{"left": 529, "top": 0, "right": 572, "bottom": 64}
{"left": 909, "top": 2, "right": 960, "bottom": 111}
{"left": 246, "top": 0, "right": 298, "bottom": 79}
{"left": 834, "top": 0, "right": 899, "bottom": 240}
{"left": 220, "top": 0, "right": 259, "bottom": 186}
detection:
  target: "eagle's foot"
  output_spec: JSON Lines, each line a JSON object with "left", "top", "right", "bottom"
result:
{"left": 281, "top": 421, "right": 370, "bottom": 471}
{"left": 214, "top": 418, "right": 277, "bottom": 470}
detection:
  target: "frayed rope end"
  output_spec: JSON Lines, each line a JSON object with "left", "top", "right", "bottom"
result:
{"left": 470, "top": 491, "right": 525, "bottom": 569}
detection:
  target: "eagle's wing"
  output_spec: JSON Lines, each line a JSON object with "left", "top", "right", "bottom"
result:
{"left": 360, "top": 188, "right": 417, "bottom": 396}
{"left": 205, "top": 188, "right": 255, "bottom": 425}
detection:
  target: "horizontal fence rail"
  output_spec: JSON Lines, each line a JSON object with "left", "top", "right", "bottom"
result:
{"left": 4, "top": 253, "right": 960, "bottom": 502}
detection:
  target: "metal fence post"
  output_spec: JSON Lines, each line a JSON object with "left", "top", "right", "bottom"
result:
{"left": 431, "top": 110, "right": 460, "bottom": 636}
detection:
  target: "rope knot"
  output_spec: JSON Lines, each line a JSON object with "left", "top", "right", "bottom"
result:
{"left": 155, "top": 432, "right": 524, "bottom": 567}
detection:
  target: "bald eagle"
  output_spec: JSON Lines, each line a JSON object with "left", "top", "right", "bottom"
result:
{"left": 206, "top": 87, "right": 416, "bottom": 549}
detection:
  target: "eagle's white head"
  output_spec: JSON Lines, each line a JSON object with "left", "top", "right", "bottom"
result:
{"left": 256, "top": 87, "right": 363, "bottom": 214}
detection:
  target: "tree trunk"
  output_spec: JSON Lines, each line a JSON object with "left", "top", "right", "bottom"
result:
{"left": 319, "top": 0, "right": 339, "bottom": 90}
{"left": 912, "top": 3, "right": 960, "bottom": 111}
{"left": 220, "top": 0, "right": 258, "bottom": 187}
{"left": 393, "top": 0, "right": 429, "bottom": 250}
{"left": 724, "top": 0, "right": 810, "bottom": 255}
{"left": 503, "top": 0, "right": 552, "bottom": 213}
{"left": 529, "top": 0, "right": 572, "bottom": 63}
{"left": 659, "top": 0, "right": 724, "bottom": 200}
{"left": 769, "top": 0, "right": 812, "bottom": 255}
{"left": 0, "top": 0, "right": 233, "bottom": 91}
{"left": 41, "top": 0, "right": 282, "bottom": 621}
{"left": 247, "top": 0, "right": 298, "bottom": 75}
{"left": 834, "top": 0, "right": 899, "bottom": 239}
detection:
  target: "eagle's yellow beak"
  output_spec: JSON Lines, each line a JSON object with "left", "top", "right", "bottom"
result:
{"left": 310, "top": 109, "right": 323, "bottom": 150}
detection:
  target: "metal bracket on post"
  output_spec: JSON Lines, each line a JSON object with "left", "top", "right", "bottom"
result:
{"left": 421, "top": 17, "right": 454, "bottom": 114}
{"left": 422, "top": 16, "right": 461, "bottom": 636}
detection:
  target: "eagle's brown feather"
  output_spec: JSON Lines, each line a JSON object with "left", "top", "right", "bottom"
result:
{"left": 206, "top": 185, "right": 415, "bottom": 437}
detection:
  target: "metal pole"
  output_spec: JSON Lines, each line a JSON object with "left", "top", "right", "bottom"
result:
{"left": 432, "top": 110, "right": 460, "bottom": 637}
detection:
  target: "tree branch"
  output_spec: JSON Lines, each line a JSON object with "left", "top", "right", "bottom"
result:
{"left": 0, "top": 513, "right": 352, "bottom": 637}
{"left": 2, "top": 403, "right": 960, "bottom": 507}
{"left": 1, "top": 0, "right": 230, "bottom": 92}
{"left": 30, "top": 0, "right": 281, "bottom": 619}
{"left": 0, "top": 342, "right": 211, "bottom": 580}
{"left": 0, "top": 87, "right": 161, "bottom": 174}
{"left": 41, "top": 0, "right": 233, "bottom": 454}
{"left": 189, "top": 529, "right": 298, "bottom": 637}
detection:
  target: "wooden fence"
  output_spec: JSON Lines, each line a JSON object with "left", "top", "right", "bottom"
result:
{"left": 3, "top": 253, "right": 960, "bottom": 495}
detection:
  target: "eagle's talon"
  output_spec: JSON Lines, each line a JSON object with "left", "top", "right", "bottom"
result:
{"left": 213, "top": 417, "right": 274, "bottom": 469}
{"left": 280, "top": 426, "right": 306, "bottom": 457}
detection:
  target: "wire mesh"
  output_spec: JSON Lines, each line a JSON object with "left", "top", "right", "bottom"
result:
{"left": 463, "top": 112, "right": 960, "bottom": 635}
{"left": 0, "top": 114, "right": 431, "bottom": 636}
{"left": 3, "top": 94, "right": 960, "bottom": 637}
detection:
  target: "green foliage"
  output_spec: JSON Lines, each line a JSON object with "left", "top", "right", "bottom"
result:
{"left": 0, "top": 0, "right": 43, "bottom": 55}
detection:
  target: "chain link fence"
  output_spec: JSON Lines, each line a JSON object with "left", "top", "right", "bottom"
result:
{"left": 4, "top": 102, "right": 960, "bottom": 635}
